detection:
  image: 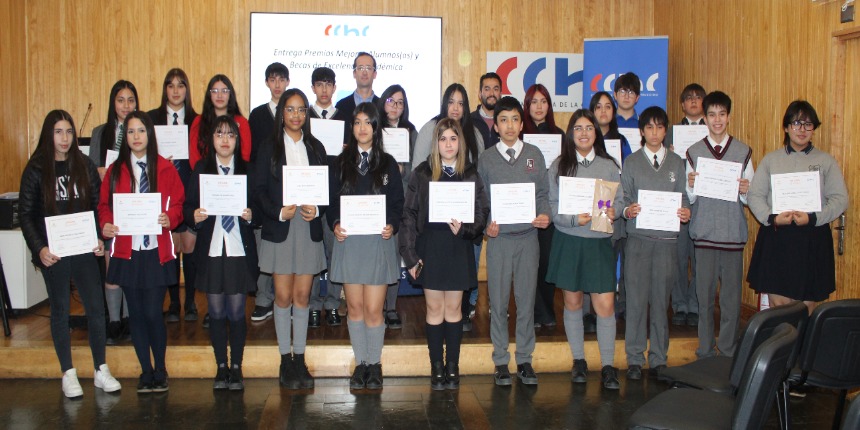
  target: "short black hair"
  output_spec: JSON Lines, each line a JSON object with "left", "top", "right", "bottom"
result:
{"left": 703, "top": 91, "right": 732, "bottom": 114}
{"left": 614, "top": 72, "right": 641, "bottom": 95}
{"left": 680, "top": 83, "right": 706, "bottom": 102}
{"left": 781, "top": 100, "right": 821, "bottom": 146}
{"left": 311, "top": 67, "right": 336, "bottom": 85}
{"left": 479, "top": 72, "right": 502, "bottom": 89}
{"left": 493, "top": 96, "right": 524, "bottom": 123}
{"left": 265, "top": 62, "right": 289, "bottom": 80}
{"left": 637, "top": 106, "right": 669, "bottom": 145}
{"left": 353, "top": 52, "right": 376, "bottom": 70}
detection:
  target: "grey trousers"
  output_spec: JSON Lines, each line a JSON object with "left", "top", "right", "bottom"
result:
{"left": 486, "top": 231, "right": 538, "bottom": 366}
{"left": 253, "top": 228, "right": 275, "bottom": 308}
{"left": 695, "top": 248, "right": 743, "bottom": 358}
{"left": 624, "top": 235, "right": 676, "bottom": 367}
{"left": 671, "top": 223, "right": 698, "bottom": 313}
{"left": 310, "top": 213, "right": 342, "bottom": 311}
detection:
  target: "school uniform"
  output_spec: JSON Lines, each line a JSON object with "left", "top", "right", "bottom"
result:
{"left": 189, "top": 115, "right": 252, "bottom": 170}
{"left": 413, "top": 119, "right": 485, "bottom": 170}
{"left": 89, "top": 122, "right": 124, "bottom": 169}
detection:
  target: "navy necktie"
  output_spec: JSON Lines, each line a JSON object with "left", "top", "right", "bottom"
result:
{"left": 506, "top": 148, "right": 516, "bottom": 165}
{"left": 172, "top": 112, "right": 179, "bottom": 125}
{"left": 137, "top": 161, "right": 151, "bottom": 247}
{"left": 220, "top": 166, "right": 235, "bottom": 233}
{"left": 321, "top": 109, "right": 328, "bottom": 119}
{"left": 359, "top": 151, "right": 369, "bottom": 175}
{"left": 653, "top": 154, "right": 660, "bottom": 169}
{"left": 443, "top": 166, "right": 455, "bottom": 177}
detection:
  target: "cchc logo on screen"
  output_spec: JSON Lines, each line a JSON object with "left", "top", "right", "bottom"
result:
{"left": 590, "top": 73, "right": 661, "bottom": 93}
{"left": 324, "top": 24, "right": 370, "bottom": 37}
{"left": 495, "top": 56, "right": 582, "bottom": 96}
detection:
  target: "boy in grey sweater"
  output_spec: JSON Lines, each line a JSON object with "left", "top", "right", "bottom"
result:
{"left": 620, "top": 107, "right": 691, "bottom": 380}
{"left": 478, "top": 96, "right": 551, "bottom": 386}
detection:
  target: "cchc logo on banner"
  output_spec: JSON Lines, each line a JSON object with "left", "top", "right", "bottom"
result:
{"left": 324, "top": 24, "right": 370, "bottom": 37}
{"left": 581, "top": 37, "right": 669, "bottom": 110}
{"left": 589, "top": 72, "right": 661, "bottom": 93}
{"left": 487, "top": 52, "right": 584, "bottom": 112}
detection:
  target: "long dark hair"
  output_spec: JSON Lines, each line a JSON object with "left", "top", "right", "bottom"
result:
{"left": 153, "top": 68, "right": 197, "bottom": 122}
{"left": 589, "top": 91, "right": 621, "bottom": 136}
{"left": 198, "top": 75, "right": 242, "bottom": 158}
{"left": 270, "top": 89, "right": 325, "bottom": 177}
{"left": 108, "top": 111, "right": 160, "bottom": 202}
{"left": 557, "top": 109, "right": 617, "bottom": 182}
{"left": 337, "top": 102, "right": 389, "bottom": 194}
{"left": 99, "top": 80, "right": 138, "bottom": 164}
{"left": 522, "top": 84, "right": 559, "bottom": 135}
{"left": 376, "top": 84, "right": 416, "bottom": 132}
{"left": 435, "top": 84, "right": 479, "bottom": 162}
{"left": 29, "top": 110, "right": 92, "bottom": 215}
{"left": 201, "top": 116, "right": 248, "bottom": 176}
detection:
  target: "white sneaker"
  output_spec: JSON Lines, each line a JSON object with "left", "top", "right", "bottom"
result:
{"left": 62, "top": 368, "right": 84, "bottom": 398}
{"left": 94, "top": 364, "right": 122, "bottom": 393}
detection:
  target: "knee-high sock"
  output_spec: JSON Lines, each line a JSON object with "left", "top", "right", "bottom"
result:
{"left": 347, "top": 319, "right": 367, "bottom": 364}
{"left": 228, "top": 319, "right": 247, "bottom": 366}
{"left": 122, "top": 292, "right": 129, "bottom": 318}
{"left": 366, "top": 324, "right": 386, "bottom": 365}
{"left": 426, "top": 322, "right": 444, "bottom": 363}
{"left": 209, "top": 317, "right": 228, "bottom": 365}
{"left": 292, "top": 306, "right": 310, "bottom": 354}
{"left": 183, "top": 253, "right": 197, "bottom": 306}
{"left": 443, "top": 320, "right": 463, "bottom": 365}
{"left": 274, "top": 304, "right": 293, "bottom": 355}
{"left": 564, "top": 308, "right": 585, "bottom": 360}
{"left": 105, "top": 287, "right": 123, "bottom": 322}
{"left": 596, "top": 314, "right": 617, "bottom": 367}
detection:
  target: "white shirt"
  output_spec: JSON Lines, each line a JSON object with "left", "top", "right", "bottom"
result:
{"left": 167, "top": 106, "right": 185, "bottom": 125}
{"left": 131, "top": 154, "right": 158, "bottom": 251}
{"left": 312, "top": 103, "right": 336, "bottom": 119}
{"left": 643, "top": 145, "right": 667, "bottom": 169}
{"left": 279, "top": 132, "right": 320, "bottom": 221}
{"left": 208, "top": 156, "right": 246, "bottom": 257}
{"left": 268, "top": 101, "right": 278, "bottom": 118}
{"left": 686, "top": 135, "right": 755, "bottom": 205}
{"left": 575, "top": 148, "right": 596, "bottom": 164}
{"left": 496, "top": 139, "right": 524, "bottom": 162}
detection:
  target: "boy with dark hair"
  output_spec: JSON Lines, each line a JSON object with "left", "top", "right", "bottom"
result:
{"left": 621, "top": 106, "right": 691, "bottom": 380}
{"left": 613, "top": 72, "right": 641, "bottom": 129}
{"left": 685, "top": 91, "right": 753, "bottom": 358}
{"left": 471, "top": 72, "right": 501, "bottom": 147}
{"left": 248, "top": 62, "right": 289, "bottom": 322}
{"left": 478, "top": 96, "right": 551, "bottom": 386}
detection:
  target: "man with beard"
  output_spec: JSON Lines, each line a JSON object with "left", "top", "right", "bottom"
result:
{"left": 471, "top": 72, "right": 501, "bottom": 148}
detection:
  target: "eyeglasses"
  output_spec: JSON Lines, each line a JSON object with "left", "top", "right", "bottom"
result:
{"left": 790, "top": 120, "right": 815, "bottom": 131}
{"left": 215, "top": 132, "right": 236, "bottom": 139}
{"left": 285, "top": 107, "right": 308, "bottom": 116}
{"left": 616, "top": 89, "right": 637, "bottom": 98}
{"left": 684, "top": 95, "right": 703, "bottom": 101}
{"left": 209, "top": 88, "right": 231, "bottom": 95}
{"left": 355, "top": 65, "right": 376, "bottom": 72}
{"left": 385, "top": 98, "right": 404, "bottom": 108}
{"left": 572, "top": 125, "right": 596, "bottom": 133}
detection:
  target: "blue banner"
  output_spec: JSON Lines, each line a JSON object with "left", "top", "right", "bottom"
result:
{"left": 582, "top": 37, "right": 668, "bottom": 111}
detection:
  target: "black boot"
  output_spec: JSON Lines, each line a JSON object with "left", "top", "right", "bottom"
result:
{"left": 279, "top": 353, "right": 298, "bottom": 389}
{"left": 430, "top": 361, "right": 446, "bottom": 391}
{"left": 445, "top": 361, "right": 460, "bottom": 390}
{"left": 293, "top": 354, "right": 315, "bottom": 389}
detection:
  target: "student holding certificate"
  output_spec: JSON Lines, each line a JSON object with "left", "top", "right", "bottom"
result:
{"left": 98, "top": 111, "right": 185, "bottom": 394}
{"left": 328, "top": 103, "right": 404, "bottom": 390}
{"left": 546, "top": 109, "right": 622, "bottom": 389}
{"left": 185, "top": 116, "right": 257, "bottom": 391}
{"left": 399, "top": 118, "right": 489, "bottom": 390}
{"left": 747, "top": 101, "right": 848, "bottom": 313}
{"left": 254, "top": 89, "right": 328, "bottom": 390}
{"left": 19, "top": 110, "right": 121, "bottom": 398}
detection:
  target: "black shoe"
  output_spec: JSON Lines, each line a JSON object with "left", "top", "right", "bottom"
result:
{"left": 165, "top": 304, "right": 181, "bottom": 323}
{"left": 293, "top": 354, "right": 314, "bottom": 389}
{"left": 213, "top": 365, "right": 229, "bottom": 391}
{"left": 543, "top": 320, "right": 557, "bottom": 327}
{"left": 462, "top": 319, "right": 473, "bottom": 332}
{"left": 583, "top": 314, "right": 597, "bottom": 334}
{"left": 279, "top": 354, "right": 298, "bottom": 389}
{"left": 365, "top": 363, "right": 383, "bottom": 390}
{"left": 686, "top": 312, "right": 699, "bottom": 327}
{"left": 494, "top": 365, "right": 512, "bottom": 386}
{"left": 627, "top": 365, "right": 642, "bottom": 381}
{"left": 648, "top": 365, "right": 667, "bottom": 380}
{"left": 384, "top": 311, "right": 402, "bottom": 329}
{"left": 430, "top": 361, "right": 446, "bottom": 391}
{"left": 202, "top": 313, "right": 210, "bottom": 329}
{"left": 601, "top": 366, "right": 620, "bottom": 390}
{"left": 106, "top": 321, "right": 122, "bottom": 346}
{"left": 349, "top": 363, "right": 367, "bottom": 390}
{"left": 184, "top": 303, "right": 198, "bottom": 322}
{"left": 152, "top": 369, "right": 169, "bottom": 393}
{"left": 326, "top": 309, "right": 341, "bottom": 326}
{"left": 671, "top": 311, "right": 687, "bottom": 326}
{"left": 309, "top": 310, "right": 321, "bottom": 328}
{"left": 228, "top": 365, "right": 244, "bottom": 391}
{"left": 250, "top": 305, "right": 273, "bottom": 322}
{"left": 445, "top": 362, "right": 460, "bottom": 390}
{"left": 136, "top": 372, "right": 153, "bottom": 394}
{"left": 571, "top": 359, "right": 588, "bottom": 384}
{"left": 516, "top": 363, "right": 538, "bottom": 385}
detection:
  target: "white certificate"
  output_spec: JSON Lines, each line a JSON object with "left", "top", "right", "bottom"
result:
{"left": 113, "top": 193, "right": 162, "bottom": 235}
{"left": 105, "top": 149, "right": 119, "bottom": 167}
{"left": 44, "top": 212, "right": 98, "bottom": 258}
{"left": 523, "top": 134, "right": 561, "bottom": 169}
{"left": 693, "top": 158, "right": 742, "bottom": 202}
{"left": 604, "top": 139, "right": 623, "bottom": 168}
{"left": 636, "top": 190, "right": 682, "bottom": 232}
{"left": 558, "top": 177, "right": 596, "bottom": 215}
{"left": 311, "top": 118, "right": 345, "bottom": 156}
{"left": 490, "top": 183, "right": 536, "bottom": 225}
{"left": 672, "top": 125, "right": 708, "bottom": 157}
{"left": 619, "top": 128, "right": 642, "bottom": 151}
{"left": 200, "top": 174, "right": 247, "bottom": 216}
{"left": 383, "top": 128, "right": 410, "bottom": 163}
{"left": 771, "top": 172, "right": 822, "bottom": 214}
{"left": 429, "top": 182, "right": 475, "bottom": 223}
{"left": 340, "top": 195, "right": 386, "bottom": 235}
{"left": 79, "top": 145, "right": 90, "bottom": 156}
{"left": 154, "top": 125, "right": 189, "bottom": 160}
{"left": 283, "top": 166, "right": 329, "bottom": 206}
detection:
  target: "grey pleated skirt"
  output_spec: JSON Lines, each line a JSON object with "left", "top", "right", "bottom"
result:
{"left": 258, "top": 215, "right": 326, "bottom": 276}
{"left": 330, "top": 233, "right": 400, "bottom": 285}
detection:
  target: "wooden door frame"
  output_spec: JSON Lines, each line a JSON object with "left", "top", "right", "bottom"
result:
{"left": 830, "top": 27, "right": 860, "bottom": 163}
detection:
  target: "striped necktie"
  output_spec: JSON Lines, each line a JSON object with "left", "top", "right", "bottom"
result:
{"left": 172, "top": 112, "right": 179, "bottom": 125}
{"left": 137, "top": 161, "right": 151, "bottom": 247}
{"left": 114, "top": 124, "right": 124, "bottom": 151}
{"left": 443, "top": 166, "right": 455, "bottom": 177}
{"left": 359, "top": 151, "right": 369, "bottom": 175}
{"left": 220, "top": 166, "right": 235, "bottom": 233}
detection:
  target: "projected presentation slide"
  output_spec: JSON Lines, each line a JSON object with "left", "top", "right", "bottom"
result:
{"left": 250, "top": 13, "right": 442, "bottom": 129}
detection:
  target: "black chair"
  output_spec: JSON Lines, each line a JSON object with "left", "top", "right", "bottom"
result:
{"left": 660, "top": 301, "right": 807, "bottom": 394}
{"left": 788, "top": 299, "right": 860, "bottom": 430}
{"left": 628, "top": 323, "right": 798, "bottom": 430}
{"left": 843, "top": 397, "right": 860, "bottom": 430}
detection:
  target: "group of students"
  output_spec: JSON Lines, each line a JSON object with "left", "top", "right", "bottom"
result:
{"left": 18, "top": 52, "right": 848, "bottom": 398}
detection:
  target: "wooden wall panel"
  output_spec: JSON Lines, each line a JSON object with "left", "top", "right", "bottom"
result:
{"left": 0, "top": 1, "right": 28, "bottom": 193}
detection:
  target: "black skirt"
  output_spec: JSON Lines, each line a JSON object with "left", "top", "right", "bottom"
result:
{"left": 107, "top": 248, "right": 178, "bottom": 289}
{"left": 747, "top": 222, "right": 835, "bottom": 302}
{"left": 412, "top": 225, "right": 476, "bottom": 291}
{"left": 196, "top": 251, "right": 257, "bottom": 295}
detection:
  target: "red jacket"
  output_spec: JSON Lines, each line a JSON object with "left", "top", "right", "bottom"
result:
{"left": 188, "top": 114, "right": 252, "bottom": 169}
{"left": 98, "top": 156, "right": 185, "bottom": 264}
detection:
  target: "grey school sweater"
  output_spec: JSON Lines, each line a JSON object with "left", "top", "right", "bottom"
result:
{"left": 621, "top": 147, "right": 690, "bottom": 240}
{"left": 548, "top": 156, "right": 623, "bottom": 238}
{"left": 478, "top": 142, "right": 551, "bottom": 236}
{"left": 748, "top": 145, "right": 848, "bottom": 226}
